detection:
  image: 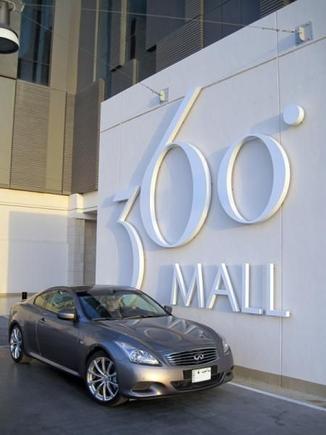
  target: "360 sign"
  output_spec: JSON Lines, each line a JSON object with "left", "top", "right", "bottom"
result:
{"left": 113, "top": 87, "right": 291, "bottom": 302}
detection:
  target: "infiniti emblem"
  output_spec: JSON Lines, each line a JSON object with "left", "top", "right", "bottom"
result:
{"left": 194, "top": 353, "right": 205, "bottom": 361}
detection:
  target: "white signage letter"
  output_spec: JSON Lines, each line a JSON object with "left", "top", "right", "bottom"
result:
{"left": 217, "top": 134, "right": 290, "bottom": 224}
{"left": 265, "top": 264, "right": 290, "bottom": 317}
{"left": 207, "top": 264, "right": 240, "bottom": 312}
{"left": 241, "top": 263, "right": 263, "bottom": 315}
{"left": 140, "top": 88, "right": 211, "bottom": 247}
{"left": 170, "top": 263, "right": 205, "bottom": 308}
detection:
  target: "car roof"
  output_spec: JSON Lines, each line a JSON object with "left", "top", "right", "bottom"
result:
{"left": 40, "top": 285, "right": 139, "bottom": 295}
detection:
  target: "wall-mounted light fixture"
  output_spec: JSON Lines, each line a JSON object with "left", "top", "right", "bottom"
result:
{"left": 283, "top": 104, "right": 305, "bottom": 126}
{"left": 0, "top": 0, "right": 19, "bottom": 54}
{"left": 159, "top": 88, "right": 169, "bottom": 104}
{"left": 295, "top": 22, "right": 313, "bottom": 45}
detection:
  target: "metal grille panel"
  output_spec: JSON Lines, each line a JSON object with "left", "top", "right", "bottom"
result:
{"left": 72, "top": 80, "right": 104, "bottom": 193}
{"left": 167, "top": 348, "right": 217, "bottom": 366}
{"left": 146, "top": 0, "right": 185, "bottom": 50}
{"left": 185, "top": 0, "right": 203, "bottom": 19}
{"left": 62, "top": 94, "right": 74, "bottom": 194}
{"left": 260, "top": 0, "right": 292, "bottom": 17}
{"left": 11, "top": 81, "right": 50, "bottom": 191}
{"left": 156, "top": 19, "right": 203, "bottom": 72}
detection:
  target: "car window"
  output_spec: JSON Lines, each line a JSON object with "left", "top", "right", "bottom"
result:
{"left": 34, "top": 291, "right": 53, "bottom": 309}
{"left": 120, "top": 294, "right": 149, "bottom": 311}
{"left": 79, "top": 295, "right": 110, "bottom": 319}
{"left": 78, "top": 290, "right": 167, "bottom": 320}
{"left": 46, "top": 290, "right": 75, "bottom": 314}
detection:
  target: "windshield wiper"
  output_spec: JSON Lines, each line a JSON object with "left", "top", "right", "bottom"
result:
{"left": 124, "top": 314, "right": 167, "bottom": 319}
{"left": 123, "top": 315, "right": 147, "bottom": 319}
{"left": 93, "top": 317, "right": 114, "bottom": 321}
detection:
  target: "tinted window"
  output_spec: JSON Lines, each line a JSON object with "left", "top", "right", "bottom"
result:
{"left": 18, "top": 0, "right": 54, "bottom": 85}
{"left": 34, "top": 291, "right": 52, "bottom": 309}
{"left": 46, "top": 290, "right": 75, "bottom": 314}
{"left": 78, "top": 290, "right": 167, "bottom": 320}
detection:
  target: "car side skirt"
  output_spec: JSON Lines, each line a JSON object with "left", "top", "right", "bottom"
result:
{"left": 28, "top": 352, "right": 80, "bottom": 377}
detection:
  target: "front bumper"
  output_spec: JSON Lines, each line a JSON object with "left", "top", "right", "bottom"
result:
{"left": 116, "top": 351, "right": 233, "bottom": 399}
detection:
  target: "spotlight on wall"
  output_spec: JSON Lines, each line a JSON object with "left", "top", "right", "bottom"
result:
{"left": 0, "top": 0, "right": 19, "bottom": 54}
{"left": 159, "top": 88, "right": 169, "bottom": 104}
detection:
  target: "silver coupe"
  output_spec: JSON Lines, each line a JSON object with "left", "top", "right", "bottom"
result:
{"left": 9, "top": 286, "right": 234, "bottom": 406}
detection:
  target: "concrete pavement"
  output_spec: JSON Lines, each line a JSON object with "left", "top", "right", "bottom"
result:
{"left": 0, "top": 345, "right": 325, "bottom": 435}
{"left": 0, "top": 315, "right": 8, "bottom": 347}
{"left": 0, "top": 295, "right": 21, "bottom": 317}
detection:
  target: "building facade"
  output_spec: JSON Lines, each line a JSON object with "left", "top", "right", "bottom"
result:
{"left": 97, "top": 0, "right": 326, "bottom": 393}
{"left": 2, "top": 0, "right": 326, "bottom": 393}
{"left": 0, "top": 0, "right": 294, "bottom": 292}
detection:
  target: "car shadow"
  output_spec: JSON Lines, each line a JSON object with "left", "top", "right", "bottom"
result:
{"left": 30, "top": 357, "right": 223, "bottom": 411}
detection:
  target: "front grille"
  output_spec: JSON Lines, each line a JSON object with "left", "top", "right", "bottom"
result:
{"left": 166, "top": 347, "right": 217, "bottom": 367}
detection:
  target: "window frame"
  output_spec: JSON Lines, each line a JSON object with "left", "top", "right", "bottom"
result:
{"left": 34, "top": 289, "right": 76, "bottom": 315}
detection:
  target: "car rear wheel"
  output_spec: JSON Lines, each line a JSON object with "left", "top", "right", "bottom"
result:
{"left": 85, "top": 351, "right": 127, "bottom": 406}
{"left": 9, "top": 325, "right": 30, "bottom": 363}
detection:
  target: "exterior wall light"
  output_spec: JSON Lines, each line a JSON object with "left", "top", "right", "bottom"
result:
{"left": 0, "top": 0, "right": 19, "bottom": 54}
{"left": 283, "top": 104, "right": 305, "bottom": 126}
{"left": 159, "top": 88, "right": 169, "bottom": 103}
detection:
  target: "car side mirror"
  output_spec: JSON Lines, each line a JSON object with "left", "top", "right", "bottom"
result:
{"left": 164, "top": 305, "right": 173, "bottom": 315}
{"left": 57, "top": 309, "right": 76, "bottom": 321}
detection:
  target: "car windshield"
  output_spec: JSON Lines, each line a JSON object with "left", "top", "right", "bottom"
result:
{"left": 78, "top": 289, "right": 168, "bottom": 320}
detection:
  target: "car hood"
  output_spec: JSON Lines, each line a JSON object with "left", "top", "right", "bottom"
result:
{"left": 97, "top": 315, "right": 218, "bottom": 354}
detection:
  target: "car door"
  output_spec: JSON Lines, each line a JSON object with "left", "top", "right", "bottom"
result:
{"left": 36, "top": 289, "right": 81, "bottom": 371}
{"left": 20, "top": 291, "right": 53, "bottom": 355}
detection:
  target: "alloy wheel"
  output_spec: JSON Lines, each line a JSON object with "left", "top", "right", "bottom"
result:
{"left": 10, "top": 326, "right": 23, "bottom": 360}
{"left": 86, "top": 355, "right": 119, "bottom": 402}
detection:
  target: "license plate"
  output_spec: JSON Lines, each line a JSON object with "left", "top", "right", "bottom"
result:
{"left": 191, "top": 367, "right": 211, "bottom": 383}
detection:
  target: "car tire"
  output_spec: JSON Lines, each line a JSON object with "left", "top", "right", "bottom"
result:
{"left": 85, "top": 350, "right": 127, "bottom": 406}
{"left": 9, "top": 324, "right": 31, "bottom": 363}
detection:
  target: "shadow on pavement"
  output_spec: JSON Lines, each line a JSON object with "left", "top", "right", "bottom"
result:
{"left": 0, "top": 348, "right": 325, "bottom": 435}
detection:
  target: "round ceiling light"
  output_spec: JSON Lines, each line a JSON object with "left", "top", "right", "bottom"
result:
{"left": 0, "top": 0, "right": 19, "bottom": 54}
{"left": 0, "top": 24, "right": 19, "bottom": 53}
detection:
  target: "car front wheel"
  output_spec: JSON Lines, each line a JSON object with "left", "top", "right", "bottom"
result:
{"left": 85, "top": 351, "right": 127, "bottom": 406}
{"left": 9, "top": 324, "right": 30, "bottom": 363}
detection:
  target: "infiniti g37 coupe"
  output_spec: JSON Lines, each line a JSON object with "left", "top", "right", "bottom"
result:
{"left": 9, "top": 286, "right": 233, "bottom": 406}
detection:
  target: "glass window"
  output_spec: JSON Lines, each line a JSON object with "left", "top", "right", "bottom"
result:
{"left": 18, "top": 0, "right": 54, "bottom": 85}
{"left": 78, "top": 289, "right": 167, "bottom": 320}
{"left": 34, "top": 291, "right": 52, "bottom": 309}
{"left": 45, "top": 290, "right": 75, "bottom": 314}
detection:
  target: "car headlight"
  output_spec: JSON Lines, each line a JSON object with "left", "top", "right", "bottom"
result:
{"left": 222, "top": 336, "right": 230, "bottom": 354}
{"left": 116, "top": 342, "right": 160, "bottom": 366}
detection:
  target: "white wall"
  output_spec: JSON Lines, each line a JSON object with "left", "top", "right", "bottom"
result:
{"left": 97, "top": 0, "right": 326, "bottom": 386}
{"left": 0, "top": 189, "right": 69, "bottom": 294}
